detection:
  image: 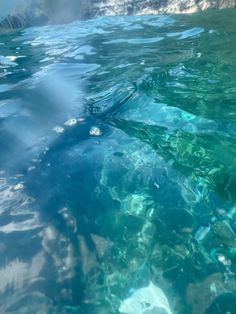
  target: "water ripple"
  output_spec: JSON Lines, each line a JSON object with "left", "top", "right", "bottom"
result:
{"left": 0, "top": 9, "right": 236, "bottom": 314}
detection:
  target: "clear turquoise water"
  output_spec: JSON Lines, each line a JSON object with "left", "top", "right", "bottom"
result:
{"left": 0, "top": 9, "right": 236, "bottom": 314}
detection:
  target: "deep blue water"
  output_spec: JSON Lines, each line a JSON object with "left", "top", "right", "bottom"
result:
{"left": 0, "top": 9, "right": 236, "bottom": 314}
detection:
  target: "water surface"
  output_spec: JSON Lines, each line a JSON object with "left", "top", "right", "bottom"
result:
{"left": 0, "top": 9, "right": 236, "bottom": 314}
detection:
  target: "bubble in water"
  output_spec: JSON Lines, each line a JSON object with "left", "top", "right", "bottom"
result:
{"left": 89, "top": 126, "right": 102, "bottom": 136}
{"left": 64, "top": 118, "right": 77, "bottom": 127}
{"left": 53, "top": 126, "right": 65, "bottom": 134}
{"left": 13, "top": 183, "right": 24, "bottom": 191}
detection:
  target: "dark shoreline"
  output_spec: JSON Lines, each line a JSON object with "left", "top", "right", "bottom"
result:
{"left": 0, "top": 0, "right": 235, "bottom": 29}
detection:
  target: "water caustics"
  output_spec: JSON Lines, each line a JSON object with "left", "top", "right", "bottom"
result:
{"left": 0, "top": 9, "right": 236, "bottom": 314}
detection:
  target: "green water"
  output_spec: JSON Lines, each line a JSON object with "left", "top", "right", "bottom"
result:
{"left": 0, "top": 8, "right": 236, "bottom": 314}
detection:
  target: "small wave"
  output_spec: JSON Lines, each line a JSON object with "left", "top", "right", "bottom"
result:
{"left": 168, "top": 27, "right": 204, "bottom": 39}
{"left": 86, "top": 83, "right": 137, "bottom": 117}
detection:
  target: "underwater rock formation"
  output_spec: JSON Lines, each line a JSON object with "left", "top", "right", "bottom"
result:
{"left": 119, "top": 281, "right": 173, "bottom": 314}
{"left": 0, "top": 0, "right": 236, "bottom": 28}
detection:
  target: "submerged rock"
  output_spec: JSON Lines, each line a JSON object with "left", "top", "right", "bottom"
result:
{"left": 186, "top": 273, "right": 236, "bottom": 314}
{"left": 196, "top": 220, "right": 236, "bottom": 250}
{"left": 119, "top": 281, "right": 173, "bottom": 314}
{"left": 151, "top": 243, "right": 188, "bottom": 280}
{"left": 212, "top": 221, "right": 236, "bottom": 247}
{"left": 138, "top": 222, "right": 156, "bottom": 248}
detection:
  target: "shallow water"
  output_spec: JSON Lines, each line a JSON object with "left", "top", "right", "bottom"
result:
{"left": 0, "top": 9, "right": 236, "bottom": 314}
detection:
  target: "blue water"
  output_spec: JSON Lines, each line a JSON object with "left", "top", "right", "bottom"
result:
{"left": 0, "top": 9, "right": 236, "bottom": 314}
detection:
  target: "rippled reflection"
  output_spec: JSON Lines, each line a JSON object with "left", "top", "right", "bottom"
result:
{"left": 0, "top": 9, "right": 236, "bottom": 314}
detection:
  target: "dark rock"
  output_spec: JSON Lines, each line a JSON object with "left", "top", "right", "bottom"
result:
{"left": 186, "top": 273, "right": 236, "bottom": 314}
{"left": 205, "top": 293, "right": 236, "bottom": 314}
{"left": 195, "top": 220, "right": 236, "bottom": 252}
